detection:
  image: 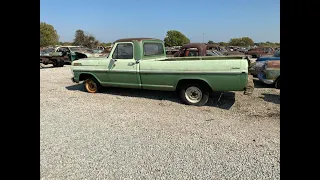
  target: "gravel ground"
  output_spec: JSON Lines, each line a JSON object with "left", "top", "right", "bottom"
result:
{"left": 40, "top": 65, "right": 280, "bottom": 180}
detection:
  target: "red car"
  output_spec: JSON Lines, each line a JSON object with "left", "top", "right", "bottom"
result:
{"left": 245, "top": 47, "right": 275, "bottom": 58}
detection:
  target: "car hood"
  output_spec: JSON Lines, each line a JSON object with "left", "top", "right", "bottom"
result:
{"left": 72, "top": 57, "right": 108, "bottom": 66}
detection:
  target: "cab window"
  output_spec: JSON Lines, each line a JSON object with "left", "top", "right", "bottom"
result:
{"left": 112, "top": 43, "right": 133, "bottom": 59}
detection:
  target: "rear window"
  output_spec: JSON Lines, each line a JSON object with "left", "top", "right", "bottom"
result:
{"left": 143, "top": 43, "right": 164, "bottom": 56}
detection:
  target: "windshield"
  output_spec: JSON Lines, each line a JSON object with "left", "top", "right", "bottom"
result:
{"left": 41, "top": 48, "right": 55, "bottom": 53}
{"left": 69, "top": 47, "right": 82, "bottom": 51}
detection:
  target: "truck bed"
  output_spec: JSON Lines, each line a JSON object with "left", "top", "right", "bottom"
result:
{"left": 164, "top": 56, "right": 244, "bottom": 61}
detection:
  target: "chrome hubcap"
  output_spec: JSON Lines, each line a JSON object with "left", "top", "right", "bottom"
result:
{"left": 86, "top": 80, "right": 97, "bottom": 91}
{"left": 185, "top": 86, "right": 202, "bottom": 103}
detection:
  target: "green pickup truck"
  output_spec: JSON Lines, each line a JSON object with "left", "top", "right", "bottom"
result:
{"left": 71, "top": 38, "right": 252, "bottom": 106}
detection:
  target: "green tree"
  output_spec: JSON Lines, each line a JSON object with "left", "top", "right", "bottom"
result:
{"left": 100, "top": 43, "right": 107, "bottom": 47}
{"left": 85, "top": 35, "right": 99, "bottom": 49}
{"left": 218, "top": 42, "right": 228, "bottom": 46}
{"left": 73, "top": 29, "right": 86, "bottom": 46}
{"left": 72, "top": 30, "right": 100, "bottom": 48}
{"left": 59, "top": 41, "right": 72, "bottom": 46}
{"left": 40, "top": 22, "right": 59, "bottom": 47}
{"left": 207, "top": 40, "right": 214, "bottom": 44}
{"left": 229, "top": 37, "right": 254, "bottom": 46}
{"left": 164, "top": 30, "right": 190, "bottom": 47}
{"left": 258, "top": 41, "right": 279, "bottom": 48}
{"left": 241, "top": 37, "right": 254, "bottom": 46}
{"left": 229, "top": 38, "right": 244, "bottom": 46}
{"left": 100, "top": 42, "right": 112, "bottom": 47}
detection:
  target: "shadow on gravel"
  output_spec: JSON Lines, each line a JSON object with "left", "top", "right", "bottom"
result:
{"left": 40, "top": 64, "right": 71, "bottom": 69}
{"left": 65, "top": 84, "right": 235, "bottom": 110}
{"left": 260, "top": 93, "right": 280, "bottom": 104}
{"left": 253, "top": 78, "right": 274, "bottom": 88}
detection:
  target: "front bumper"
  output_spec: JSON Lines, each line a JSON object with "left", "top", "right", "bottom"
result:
{"left": 258, "top": 72, "right": 274, "bottom": 84}
{"left": 71, "top": 77, "right": 79, "bottom": 83}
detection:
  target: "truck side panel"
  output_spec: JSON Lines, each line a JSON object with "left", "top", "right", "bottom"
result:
{"left": 139, "top": 59, "right": 248, "bottom": 91}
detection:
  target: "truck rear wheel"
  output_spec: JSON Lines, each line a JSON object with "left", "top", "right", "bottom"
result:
{"left": 84, "top": 78, "right": 103, "bottom": 93}
{"left": 179, "top": 84, "right": 209, "bottom": 106}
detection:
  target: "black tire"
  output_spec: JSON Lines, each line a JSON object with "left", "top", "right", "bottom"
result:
{"left": 52, "top": 60, "right": 59, "bottom": 67}
{"left": 58, "top": 60, "right": 64, "bottom": 67}
{"left": 179, "top": 83, "right": 210, "bottom": 106}
{"left": 84, "top": 77, "right": 103, "bottom": 93}
{"left": 52, "top": 59, "right": 64, "bottom": 67}
{"left": 275, "top": 77, "right": 280, "bottom": 89}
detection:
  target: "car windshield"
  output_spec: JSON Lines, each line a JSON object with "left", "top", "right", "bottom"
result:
{"left": 69, "top": 47, "right": 82, "bottom": 51}
{"left": 41, "top": 48, "right": 55, "bottom": 53}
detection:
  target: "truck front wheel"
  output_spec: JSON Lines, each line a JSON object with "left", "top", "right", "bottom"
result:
{"left": 84, "top": 78, "right": 103, "bottom": 93}
{"left": 180, "top": 84, "right": 209, "bottom": 106}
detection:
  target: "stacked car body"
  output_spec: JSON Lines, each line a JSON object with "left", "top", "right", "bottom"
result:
{"left": 255, "top": 50, "right": 280, "bottom": 89}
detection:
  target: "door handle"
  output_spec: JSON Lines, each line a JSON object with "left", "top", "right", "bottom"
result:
{"left": 136, "top": 59, "right": 140, "bottom": 64}
{"left": 128, "top": 62, "right": 135, "bottom": 66}
{"left": 111, "top": 59, "right": 117, "bottom": 62}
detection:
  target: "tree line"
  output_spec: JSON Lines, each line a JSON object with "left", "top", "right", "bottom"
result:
{"left": 40, "top": 22, "right": 280, "bottom": 48}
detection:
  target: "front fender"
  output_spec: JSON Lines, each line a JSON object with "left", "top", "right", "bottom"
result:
{"left": 73, "top": 71, "right": 101, "bottom": 84}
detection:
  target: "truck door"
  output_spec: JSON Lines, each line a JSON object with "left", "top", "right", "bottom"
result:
{"left": 107, "top": 42, "right": 140, "bottom": 88}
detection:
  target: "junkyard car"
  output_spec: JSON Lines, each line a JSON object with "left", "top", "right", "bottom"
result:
{"left": 173, "top": 43, "right": 210, "bottom": 57}
{"left": 173, "top": 43, "right": 243, "bottom": 57}
{"left": 258, "top": 60, "right": 280, "bottom": 89}
{"left": 273, "top": 50, "right": 280, "bottom": 57}
{"left": 71, "top": 38, "right": 252, "bottom": 106}
{"left": 249, "top": 56, "right": 280, "bottom": 76}
{"left": 40, "top": 47, "right": 77, "bottom": 67}
{"left": 249, "top": 50, "right": 280, "bottom": 76}
{"left": 40, "top": 46, "right": 105, "bottom": 67}
{"left": 56, "top": 46, "right": 103, "bottom": 59}
{"left": 245, "top": 47, "right": 275, "bottom": 58}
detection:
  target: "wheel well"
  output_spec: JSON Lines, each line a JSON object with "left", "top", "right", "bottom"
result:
{"left": 176, "top": 79, "right": 212, "bottom": 92}
{"left": 75, "top": 52, "right": 88, "bottom": 59}
{"left": 79, "top": 73, "right": 94, "bottom": 81}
